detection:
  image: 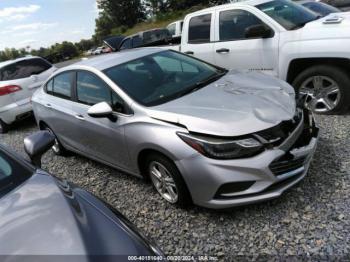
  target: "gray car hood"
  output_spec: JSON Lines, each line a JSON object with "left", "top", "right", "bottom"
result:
{"left": 0, "top": 173, "right": 157, "bottom": 256}
{"left": 148, "top": 70, "right": 296, "bottom": 136}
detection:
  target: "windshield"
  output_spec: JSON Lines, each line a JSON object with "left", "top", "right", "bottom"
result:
{"left": 257, "top": 0, "right": 319, "bottom": 30}
{"left": 104, "top": 51, "right": 226, "bottom": 106}
{"left": 302, "top": 2, "right": 340, "bottom": 17}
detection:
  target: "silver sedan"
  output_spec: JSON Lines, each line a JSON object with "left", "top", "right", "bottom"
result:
{"left": 32, "top": 48, "right": 319, "bottom": 209}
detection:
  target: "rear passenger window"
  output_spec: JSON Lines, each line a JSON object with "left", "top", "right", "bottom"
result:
{"left": 219, "top": 9, "right": 265, "bottom": 41}
{"left": 188, "top": 14, "right": 212, "bottom": 43}
{"left": 52, "top": 72, "right": 72, "bottom": 99}
{"left": 77, "top": 71, "right": 125, "bottom": 113}
{"left": 132, "top": 36, "right": 143, "bottom": 47}
{"left": 46, "top": 79, "right": 54, "bottom": 95}
{"left": 120, "top": 39, "right": 132, "bottom": 50}
{"left": 0, "top": 58, "right": 52, "bottom": 81}
{"left": 167, "top": 23, "right": 176, "bottom": 36}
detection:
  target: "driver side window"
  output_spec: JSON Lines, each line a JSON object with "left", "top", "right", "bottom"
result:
{"left": 76, "top": 71, "right": 126, "bottom": 113}
{"left": 219, "top": 9, "right": 265, "bottom": 41}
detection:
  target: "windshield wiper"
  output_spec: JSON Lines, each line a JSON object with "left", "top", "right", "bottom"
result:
{"left": 195, "top": 70, "right": 227, "bottom": 87}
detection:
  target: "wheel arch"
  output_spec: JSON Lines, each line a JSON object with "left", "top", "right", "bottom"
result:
{"left": 286, "top": 58, "right": 350, "bottom": 84}
{"left": 137, "top": 148, "right": 176, "bottom": 178}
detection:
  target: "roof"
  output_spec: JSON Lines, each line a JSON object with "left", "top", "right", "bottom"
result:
{"left": 64, "top": 48, "right": 164, "bottom": 71}
{"left": 0, "top": 56, "right": 42, "bottom": 69}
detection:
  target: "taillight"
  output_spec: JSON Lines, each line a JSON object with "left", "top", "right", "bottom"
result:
{"left": 0, "top": 85, "right": 22, "bottom": 96}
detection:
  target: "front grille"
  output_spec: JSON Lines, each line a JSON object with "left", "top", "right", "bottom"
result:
{"left": 255, "top": 110, "right": 302, "bottom": 146}
{"left": 269, "top": 156, "right": 307, "bottom": 176}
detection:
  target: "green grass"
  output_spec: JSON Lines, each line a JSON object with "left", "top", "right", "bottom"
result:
{"left": 123, "top": 19, "right": 179, "bottom": 36}
{"left": 122, "top": 5, "right": 207, "bottom": 36}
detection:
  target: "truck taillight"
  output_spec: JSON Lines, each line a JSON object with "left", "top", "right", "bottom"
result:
{"left": 0, "top": 85, "right": 22, "bottom": 96}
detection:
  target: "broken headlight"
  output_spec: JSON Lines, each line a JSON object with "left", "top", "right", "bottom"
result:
{"left": 177, "top": 132, "right": 263, "bottom": 160}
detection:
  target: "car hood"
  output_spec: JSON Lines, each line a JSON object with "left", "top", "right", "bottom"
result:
{"left": 297, "top": 12, "right": 350, "bottom": 39}
{"left": 147, "top": 70, "right": 296, "bottom": 137}
{"left": 0, "top": 173, "right": 160, "bottom": 257}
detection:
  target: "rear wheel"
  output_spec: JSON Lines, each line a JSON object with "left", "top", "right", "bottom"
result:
{"left": 43, "top": 126, "right": 68, "bottom": 156}
{"left": 292, "top": 65, "right": 350, "bottom": 114}
{"left": 144, "top": 153, "right": 192, "bottom": 206}
{"left": 0, "top": 120, "right": 9, "bottom": 134}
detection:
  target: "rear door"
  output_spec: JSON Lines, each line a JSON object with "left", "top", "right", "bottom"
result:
{"left": 42, "top": 71, "right": 79, "bottom": 148}
{"left": 181, "top": 13, "right": 215, "bottom": 63}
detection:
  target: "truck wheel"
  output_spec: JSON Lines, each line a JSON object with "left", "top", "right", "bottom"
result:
{"left": 145, "top": 153, "right": 192, "bottom": 207}
{"left": 0, "top": 119, "right": 9, "bottom": 134}
{"left": 292, "top": 65, "right": 350, "bottom": 114}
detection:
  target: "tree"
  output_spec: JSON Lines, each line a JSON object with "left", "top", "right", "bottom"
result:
{"left": 75, "top": 39, "right": 95, "bottom": 52}
{"left": 97, "top": 0, "right": 145, "bottom": 28}
{"left": 94, "top": 12, "right": 115, "bottom": 43}
{"left": 53, "top": 41, "right": 79, "bottom": 59}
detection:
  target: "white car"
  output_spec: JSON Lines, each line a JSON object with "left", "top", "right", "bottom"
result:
{"left": 0, "top": 56, "right": 56, "bottom": 133}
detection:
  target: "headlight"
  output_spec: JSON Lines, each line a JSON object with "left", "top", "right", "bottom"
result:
{"left": 177, "top": 132, "right": 263, "bottom": 160}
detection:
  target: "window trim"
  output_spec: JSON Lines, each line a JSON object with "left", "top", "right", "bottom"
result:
{"left": 217, "top": 8, "right": 275, "bottom": 42}
{"left": 120, "top": 38, "right": 132, "bottom": 50}
{"left": 188, "top": 13, "right": 213, "bottom": 44}
{"left": 73, "top": 70, "right": 133, "bottom": 116}
{"left": 44, "top": 70, "right": 75, "bottom": 101}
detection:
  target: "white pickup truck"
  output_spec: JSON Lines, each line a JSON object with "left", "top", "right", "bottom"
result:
{"left": 163, "top": 0, "right": 350, "bottom": 114}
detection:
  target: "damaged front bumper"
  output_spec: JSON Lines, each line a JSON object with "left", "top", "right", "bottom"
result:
{"left": 176, "top": 110, "right": 319, "bottom": 209}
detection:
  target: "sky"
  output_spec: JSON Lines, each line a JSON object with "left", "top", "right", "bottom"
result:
{"left": 0, "top": 0, "right": 99, "bottom": 51}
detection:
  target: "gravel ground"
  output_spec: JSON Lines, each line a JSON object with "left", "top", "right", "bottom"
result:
{"left": 0, "top": 114, "right": 349, "bottom": 260}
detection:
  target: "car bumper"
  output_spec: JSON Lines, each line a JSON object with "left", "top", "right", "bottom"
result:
{"left": 176, "top": 111, "right": 319, "bottom": 209}
{"left": 0, "top": 99, "right": 32, "bottom": 124}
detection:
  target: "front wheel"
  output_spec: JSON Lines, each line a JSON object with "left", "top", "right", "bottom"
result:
{"left": 145, "top": 154, "right": 192, "bottom": 207}
{"left": 44, "top": 126, "right": 68, "bottom": 156}
{"left": 292, "top": 65, "right": 350, "bottom": 114}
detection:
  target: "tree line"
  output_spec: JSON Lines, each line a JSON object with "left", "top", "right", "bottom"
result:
{"left": 93, "top": 0, "right": 229, "bottom": 42}
{"left": 0, "top": 0, "right": 229, "bottom": 63}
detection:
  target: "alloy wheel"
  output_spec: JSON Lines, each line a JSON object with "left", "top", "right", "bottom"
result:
{"left": 299, "top": 75, "right": 341, "bottom": 113}
{"left": 149, "top": 161, "right": 178, "bottom": 203}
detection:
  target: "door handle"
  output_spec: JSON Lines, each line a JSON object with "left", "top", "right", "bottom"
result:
{"left": 216, "top": 48, "right": 230, "bottom": 54}
{"left": 75, "top": 114, "right": 85, "bottom": 121}
{"left": 184, "top": 51, "right": 194, "bottom": 55}
{"left": 45, "top": 103, "right": 52, "bottom": 108}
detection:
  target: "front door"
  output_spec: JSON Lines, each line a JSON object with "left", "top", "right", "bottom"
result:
{"left": 69, "top": 71, "right": 131, "bottom": 170}
{"left": 213, "top": 8, "right": 279, "bottom": 76}
{"left": 182, "top": 13, "right": 216, "bottom": 64}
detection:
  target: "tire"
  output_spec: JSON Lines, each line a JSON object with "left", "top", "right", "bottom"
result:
{"left": 144, "top": 153, "right": 192, "bottom": 207}
{"left": 0, "top": 119, "right": 9, "bottom": 134}
{"left": 292, "top": 65, "right": 350, "bottom": 114}
{"left": 43, "top": 125, "right": 68, "bottom": 156}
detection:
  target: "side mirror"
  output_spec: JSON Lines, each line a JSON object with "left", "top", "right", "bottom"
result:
{"left": 245, "top": 24, "right": 273, "bottom": 39}
{"left": 87, "top": 102, "right": 114, "bottom": 118}
{"left": 24, "top": 131, "right": 55, "bottom": 168}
